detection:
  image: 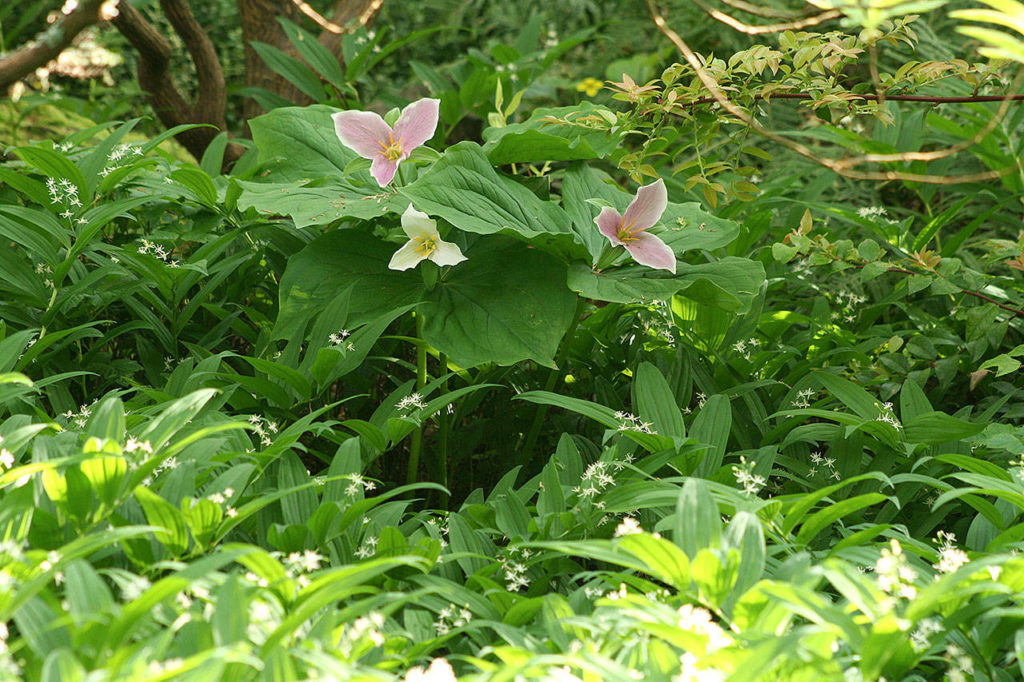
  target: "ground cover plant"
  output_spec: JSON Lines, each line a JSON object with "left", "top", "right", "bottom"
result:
{"left": 3, "top": 0, "right": 1024, "bottom": 680}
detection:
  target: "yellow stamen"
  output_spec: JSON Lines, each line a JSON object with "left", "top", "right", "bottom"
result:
{"left": 414, "top": 235, "right": 437, "bottom": 256}
{"left": 378, "top": 132, "right": 404, "bottom": 162}
{"left": 616, "top": 219, "right": 640, "bottom": 243}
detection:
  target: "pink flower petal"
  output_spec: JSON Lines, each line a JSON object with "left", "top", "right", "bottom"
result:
{"left": 333, "top": 110, "right": 393, "bottom": 160}
{"left": 621, "top": 178, "right": 667, "bottom": 232}
{"left": 595, "top": 206, "right": 625, "bottom": 246}
{"left": 370, "top": 156, "right": 399, "bottom": 187}
{"left": 625, "top": 231, "right": 676, "bottom": 273}
{"left": 393, "top": 98, "right": 440, "bottom": 153}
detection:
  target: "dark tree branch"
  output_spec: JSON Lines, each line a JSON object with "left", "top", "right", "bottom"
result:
{"left": 0, "top": 0, "right": 107, "bottom": 93}
{"left": 112, "top": 0, "right": 243, "bottom": 168}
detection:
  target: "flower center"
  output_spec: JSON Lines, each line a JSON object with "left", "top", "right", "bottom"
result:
{"left": 379, "top": 132, "right": 404, "bottom": 161}
{"left": 616, "top": 218, "right": 641, "bottom": 243}
{"left": 414, "top": 235, "right": 437, "bottom": 256}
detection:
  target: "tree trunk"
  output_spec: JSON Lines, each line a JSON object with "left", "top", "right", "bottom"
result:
{"left": 237, "top": 0, "right": 310, "bottom": 122}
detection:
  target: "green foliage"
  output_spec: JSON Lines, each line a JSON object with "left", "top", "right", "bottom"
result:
{"left": 4, "top": 1, "right": 1024, "bottom": 680}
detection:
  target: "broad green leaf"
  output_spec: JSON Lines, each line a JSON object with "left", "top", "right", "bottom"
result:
{"left": 692, "top": 395, "right": 732, "bottom": 477}
{"left": 235, "top": 178, "right": 409, "bottom": 227}
{"left": 675, "top": 478, "right": 722, "bottom": 558}
{"left": 401, "top": 141, "right": 573, "bottom": 239}
{"left": 420, "top": 238, "right": 575, "bottom": 367}
{"left": 248, "top": 105, "right": 359, "bottom": 182}
{"left": 567, "top": 258, "right": 764, "bottom": 307}
{"left": 634, "top": 362, "right": 686, "bottom": 440}
{"left": 483, "top": 102, "right": 623, "bottom": 164}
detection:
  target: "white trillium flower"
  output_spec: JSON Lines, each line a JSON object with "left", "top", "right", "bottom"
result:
{"left": 388, "top": 205, "right": 467, "bottom": 271}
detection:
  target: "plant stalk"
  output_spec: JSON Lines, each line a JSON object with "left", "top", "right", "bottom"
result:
{"left": 519, "top": 296, "right": 587, "bottom": 465}
{"left": 407, "top": 313, "right": 428, "bottom": 484}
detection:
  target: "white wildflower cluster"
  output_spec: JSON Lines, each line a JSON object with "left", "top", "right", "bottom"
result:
{"left": 499, "top": 546, "right": 533, "bottom": 592}
{"left": 0, "top": 436, "right": 14, "bottom": 470}
{"left": 137, "top": 238, "right": 180, "bottom": 268}
{"left": 344, "top": 472, "right": 377, "bottom": 497}
{"left": 909, "top": 617, "right": 942, "bottom": 651}
{"left": 731, "top": 456, "right": 766, "bottom": 496}
{"left": 829, "top": 288, "right": 868, "bottom": 324}
{"left": 0, "top": 621, "right": 21, "bottom": 678}
{"left": 614, "top": 516, "right": 644, "bottom": 537}
{"left": 46, "top": 176, "right": 81, "bottom": 219}
{"left": 614, "top": 411, "right": 657, "bottom": 435}
{"left": 124, "top": 437, "right": 153, "bottom": 456}
{"left": 120, "top": 573, "right": 152, "bottom": 601}
{"left": 433, "top": 603, "right": 472, "bottom": 635}
{"left": 101, "top": 143, "right": 142, "bottom": 176}
{"left": 791, "top": 387, "right": 817, "bottom": 409}
{"left": 138, "top": 452, "right": 179, "bottom": 488}
{"left": 354, "top": 29, "right": 377, "bottom": 45}
{"left": 677, "top": 603, "right": 732, "bottom": 651}
{"left": 328, "top": 328, "right": 354, "bottom": 351}
{"left": 354, "top": 534, "right": 378, "bottom": 559}
{"left": 425, "top": 514, "right": 450, "bottom": 548}
{"left": 338, "top": 611, "right": 386, "bottom": 658}
{"left": 874, "top": 539, "right": 918, "bottom": 603}
{"left": 572, "top": 458, "right": 627, "bottom": 499}
{"left": 932, "top": 531, "right": 969, "bottom": 575}
{"left": 247, "top": 597, "right": 283, "bottom": 643}
{"left": 404, "top": 658, "right": 457, "bottom": 682}
{"left": 675, "top": 652, "right": 727, "bottom": 682}
{"left": 875, "top": 401, "right": 902, "bottom": 431}
{"left": 944, "top": 644, "right": 975, "bottom": 682}
{"left": 206, "top": 487, "right": 234, "bottom": 505}
{"left": 808, "top": 450, "right": 840, "bottom": 481}
{"left": 147, "top": 658, "right": 185, "bottom": 676}
{"left": 34, "top": 262, "right": 55, "bottom": 290}
{"left": 280, "top": 549, "right": 324, "bottom": 575}
{"left": 856, "top": 206, "right": 887, "bottom": 220}
{"left": 495, "top": 62, "right": 519, "bottom": 82}
{"left": 396, "top": 392, "right": 428, "bottom": 413}
{"left": 61, "top": 400, "right": 97, "bottom": 428}
{"left": 247, "top": 414, "right": 278, "bottom": 447}
{"left": 731, "top": 337, "right": 760, "bottom": 361}
{"left": 696, "top": 392, "right": 707, "bottom": 409}
{"left": 543, "top": 27, "right": 560, "bottom": 49}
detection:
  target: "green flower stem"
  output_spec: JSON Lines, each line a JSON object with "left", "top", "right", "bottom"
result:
{"left": 437, "top": 352, "right": 450, "bottom": 504}
{"left": 519, "top": 295, "right": 587, "bottom": 465}
{"left": 407, "top": 313, "right": 429, "bottom": 484}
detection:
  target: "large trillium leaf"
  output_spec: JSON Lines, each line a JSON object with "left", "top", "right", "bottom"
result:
{"left": 236, "top": 178, "right": 409, "bottom": 227}
{"left": 568, "top": 258, "right": 765, "bottom": 310}
{"left": 421, "top": 238, "right": 576, "bottom": 367}
{"left": 273, "top": 231, "right": 421, "bottom": 341}
{"left": 401, "top": 142, "right": 573, "bottom": 239}
{"left": 248, "top": 105, "right": 361, "bottom": 182}
{"left": 275, "top": 231, "right": 575, "bottom": 367}
{"left": 483, "top": 102, "right": 623, "bottom": 165}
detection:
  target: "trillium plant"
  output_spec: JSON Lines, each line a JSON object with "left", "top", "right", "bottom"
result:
{"left": 242, "top": 96, "right": 762, "bottom": 388}
{"left": 332, "top": 97, "right": 440, "bottom": 186}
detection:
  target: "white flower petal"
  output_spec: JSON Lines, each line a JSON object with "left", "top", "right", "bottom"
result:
{"left": 401, "top": 204, "right": 439, "bottom": 240}
{"left": 428, "top": 239, "right": 467, "bottom": 268}
{"left": 388, "top": 240, "right": 426, "bottom": 271}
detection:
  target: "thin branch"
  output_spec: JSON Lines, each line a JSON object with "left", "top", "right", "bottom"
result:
{"left": 719, "top": 0, "right": 822, "bottom": 19}
{"left": 0, "top": 0, "right": 107, "bottom": 93}
{"left": 685, "top": 92, "right": 1024, "bottom": 105}
{"left": 645, "top": 0, "right": 1015, "bottom": 185}
{"left": 291, "top": 0, "right": 346, "bottom": 34}
{"left": 691, "top": 0, "right": 840, "bottom": 34}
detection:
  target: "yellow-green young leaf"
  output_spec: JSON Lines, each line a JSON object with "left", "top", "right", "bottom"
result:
{"left": 800, "top": 208, "right": 813, "bottom": 233}
{"left": 183, "top": 499, "right": 224, "bottom": 549}
{"left": 80, "top": 456, "right": 127, "bottom": 509}
{"left": 618, "top": 534, "right": 691, "bottom": 590}
{"left": 135, "top": 486, "right": 190, "bottom": 556}
{"left": 691, "top": 548, "right": 739, "bottom": 608}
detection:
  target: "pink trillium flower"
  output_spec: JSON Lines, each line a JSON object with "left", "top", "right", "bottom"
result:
{"left": 388, "top": 205, "right": 467, "bottom": 271}
{"left": 594, "top": 178, "right": 676, "bottom": 274}
{"left": 332, "top": 98, "right": 440, "bottom": 187}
